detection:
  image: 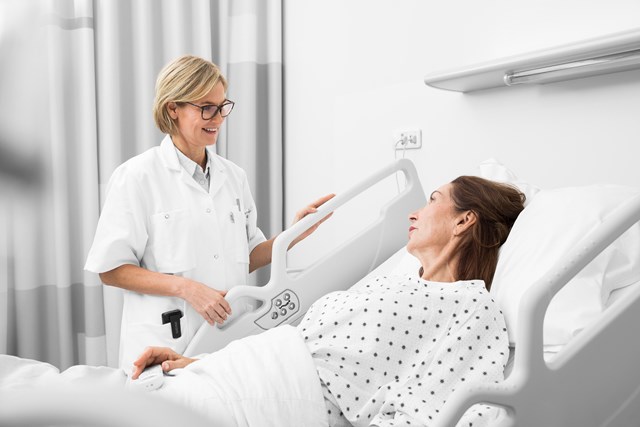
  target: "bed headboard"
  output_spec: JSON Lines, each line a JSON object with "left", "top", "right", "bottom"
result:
{"left": 184, "top": 158, "right": 427, "bottom": 357}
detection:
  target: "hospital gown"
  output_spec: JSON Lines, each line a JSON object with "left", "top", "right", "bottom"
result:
{"left": 298, "top": 275, "right": 509, "bottom": 427}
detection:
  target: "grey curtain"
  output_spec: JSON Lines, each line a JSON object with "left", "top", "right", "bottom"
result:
{"left": 0, "top": 0, "right": 283, "bottom": 369}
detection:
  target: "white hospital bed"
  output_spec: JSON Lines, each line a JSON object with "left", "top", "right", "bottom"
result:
{"left": 2, "top": 158, "right": 640, "bottom": 427}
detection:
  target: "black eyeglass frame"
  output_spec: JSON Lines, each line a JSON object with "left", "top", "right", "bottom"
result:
{"left": 182, "top": 100, "right": 235, "bottom": 120}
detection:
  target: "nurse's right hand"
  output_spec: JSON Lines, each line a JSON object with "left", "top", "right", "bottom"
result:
{"left": 181, "top": 280, "right": 232, "bottom": 325}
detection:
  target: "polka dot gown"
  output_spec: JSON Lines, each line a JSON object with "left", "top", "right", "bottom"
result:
{"left": 298, "top": 275, "right": 509, "bottom": 426}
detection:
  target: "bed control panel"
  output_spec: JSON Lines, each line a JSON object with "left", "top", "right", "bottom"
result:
{"left": 255, "top": 289, "right": 300, "bottom": 329}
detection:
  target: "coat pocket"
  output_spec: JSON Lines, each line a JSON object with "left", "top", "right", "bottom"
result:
{"left": 120, "top": 294, "right": 188, "bottom": 372}
{"left": 149, "top": 209, "right": 196, "bottom": 273}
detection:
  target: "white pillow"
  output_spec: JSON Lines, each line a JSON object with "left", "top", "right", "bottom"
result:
{"left": 390, "top": 248, "right": 422, "bottom": 276}
{"left": 478, "top": 158, "right": 640, "bottom": 349}
{"left": 477, "top": 158, "right": 540, "bottom": 206}
{"left": 492, "top": 185, "right": 640, "bottom": 347}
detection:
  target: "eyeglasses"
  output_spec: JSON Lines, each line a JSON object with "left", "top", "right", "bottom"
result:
{"left": 183, "top": 100, "right": 235, "bottom": 120}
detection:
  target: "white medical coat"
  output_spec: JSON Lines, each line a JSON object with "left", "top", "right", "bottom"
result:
{"left": 85, "top": 135, "right": 266, "bottom": 370}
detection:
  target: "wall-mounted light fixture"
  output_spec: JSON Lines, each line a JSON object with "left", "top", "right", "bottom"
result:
{"left": 424, "top": 28, "right": 640, "bottom": 93}
{"left": 503, "top": 48, "right": 640, "bottom": 86}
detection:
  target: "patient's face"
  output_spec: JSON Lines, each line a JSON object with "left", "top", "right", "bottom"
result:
{"left": 407, "top": 183, "right": 457, "bottom": 254}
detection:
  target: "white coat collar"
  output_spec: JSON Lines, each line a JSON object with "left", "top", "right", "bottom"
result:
{"left": 160, "top": 135, "right": 181, "bottom": 171}
{"left": 206, "top": 146, "right": 228, "bottom": 197}
{"left": 206, "top": 145, "right": 226, "bottom": 173}
{"left": 160, "top": 135, "right": 228, "bottom": 197}
{"left": 160, "top": 135, "right": 225, "bottom": 173}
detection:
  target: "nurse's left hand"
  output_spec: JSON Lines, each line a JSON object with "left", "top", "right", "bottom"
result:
{"left": 131, "top": 346, "right": 198, "bottom": 379}
{"left": 290, "top": 193, "right": 335, "bottom": 248}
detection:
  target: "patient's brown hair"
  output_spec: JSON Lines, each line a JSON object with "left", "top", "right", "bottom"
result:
{"left": 450, "top": 176, "right": 525, "bottom": 290}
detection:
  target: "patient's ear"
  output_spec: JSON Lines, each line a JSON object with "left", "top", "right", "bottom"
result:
{"left": 454, "top": 210, "right": 477, "bottom": 236}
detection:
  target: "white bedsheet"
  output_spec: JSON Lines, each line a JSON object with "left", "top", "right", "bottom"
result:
{"left": 0, "top": 325, "right": 328, "bottom": 427}
{"left": 0, "top": 354, "right": 126, "bottom": 389}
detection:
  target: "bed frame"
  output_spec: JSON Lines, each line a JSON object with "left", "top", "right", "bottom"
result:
{"left": 184, "top": 158, "right": 427, "bottom": 356}
{"left": 2, "top": 159, "right": 639, "bottom": 427}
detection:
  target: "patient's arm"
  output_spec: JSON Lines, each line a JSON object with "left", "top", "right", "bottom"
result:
{"left": 131, "top": 346, "right": 198, "bottom": 379}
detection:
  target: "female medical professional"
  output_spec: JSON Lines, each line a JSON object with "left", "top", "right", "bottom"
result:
{"left": 85, "top": 55, "right": 332, "bottom": 372}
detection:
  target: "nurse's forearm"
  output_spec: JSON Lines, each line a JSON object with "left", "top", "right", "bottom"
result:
{"left": 249, "top": 239, "right": 274, "bottom": 273}
{"left": 249, "top": 234, "right": 304, "bottom": 273}
{"left": 99, "top": 264, "right": 186, "bottom": 298}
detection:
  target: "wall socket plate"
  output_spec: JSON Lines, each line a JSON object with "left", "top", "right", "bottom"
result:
{"left": 393, "top": 129, "right": 422, "bottom": 150}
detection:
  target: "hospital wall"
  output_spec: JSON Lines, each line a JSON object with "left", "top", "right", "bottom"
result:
{"left": 282, "top": 0, "right": 640, "bottom": 270}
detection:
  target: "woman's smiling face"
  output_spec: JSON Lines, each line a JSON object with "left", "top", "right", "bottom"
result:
{"left": 169, "top": 81, "right": 227, "bottom": 150}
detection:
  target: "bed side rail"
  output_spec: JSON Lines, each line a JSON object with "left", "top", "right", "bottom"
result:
{"left": 435, "top": 193, "right": 640, "bottom": 427}
{"left": 185, "top": 159, "right": 426, "bottom": 356}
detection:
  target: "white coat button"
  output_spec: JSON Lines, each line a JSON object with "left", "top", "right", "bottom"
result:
{"left": 213, "top": 254, "right": 219, "bottom": 260}
{"left": 206, "top": 208, "right": 212, "bottom": 213}
{"left": 199, "top": 180, "right": 205, "bottom": 185}
{"left": 164, "top": 214, "right": 170, "bottom": 219}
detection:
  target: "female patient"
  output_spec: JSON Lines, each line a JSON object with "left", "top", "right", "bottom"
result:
{"left": 131, "top": 176, "right": 525, "bottom": 427}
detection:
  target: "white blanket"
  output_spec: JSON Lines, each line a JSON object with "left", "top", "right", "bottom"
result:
{"left": 0, "top": 325, "right": 328, "bottom": 427}
{"left": 157, "top": 324, "right": 329, "bottom": 426}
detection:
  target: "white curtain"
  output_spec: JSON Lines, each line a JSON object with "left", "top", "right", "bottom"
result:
{"left": 0, "top": 0, "right": 283, "bottom": 369}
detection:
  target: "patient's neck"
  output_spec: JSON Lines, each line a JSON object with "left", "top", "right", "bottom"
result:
{"left": 417, "top": 246, "right": 458, "bottom": 283}
{"left": 420, "top": 264, "right": 456, "bottom": 283}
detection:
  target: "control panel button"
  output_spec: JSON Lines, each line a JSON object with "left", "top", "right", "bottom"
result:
{"left": 255, "top": 289, "right": 300, "bottom": 330}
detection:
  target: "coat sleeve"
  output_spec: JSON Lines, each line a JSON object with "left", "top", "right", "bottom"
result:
{"left": 84, "top": 165, "right": 148, "bottom": 274}
{"left": 371, "top": 292, "right": 509, "bottom": 427}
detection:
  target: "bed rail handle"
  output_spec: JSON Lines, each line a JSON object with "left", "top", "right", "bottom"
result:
{"left": 221, "top": 159, "right": 422, "bottom": 316}
{"left": 270, "top": 158, "right": 422, "bottom": 275}
{"left": 225, "top": 159, "right": 420, "bottom": 304}
{"left": 223, "top": 284, "right": 270, "bottom": 308}
{"left": 223, "top": 158, "right": 422, "bottom": 307}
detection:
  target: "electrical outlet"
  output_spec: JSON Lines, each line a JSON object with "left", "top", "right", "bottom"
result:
{"left": 393, "top": 129, "right": 422, "bottom": 150}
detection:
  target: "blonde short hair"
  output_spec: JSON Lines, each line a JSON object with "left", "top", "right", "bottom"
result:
{"left": 153, "top": 55, "right": 228, "bottom": 135}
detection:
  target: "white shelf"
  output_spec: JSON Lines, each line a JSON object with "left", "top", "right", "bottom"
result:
{"left": 423, "top": 28, "right": 640, "bottom": 93}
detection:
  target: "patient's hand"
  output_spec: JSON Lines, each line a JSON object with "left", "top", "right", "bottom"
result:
{"left": 131, "top": 346, "right": 198, "bottom": 379}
